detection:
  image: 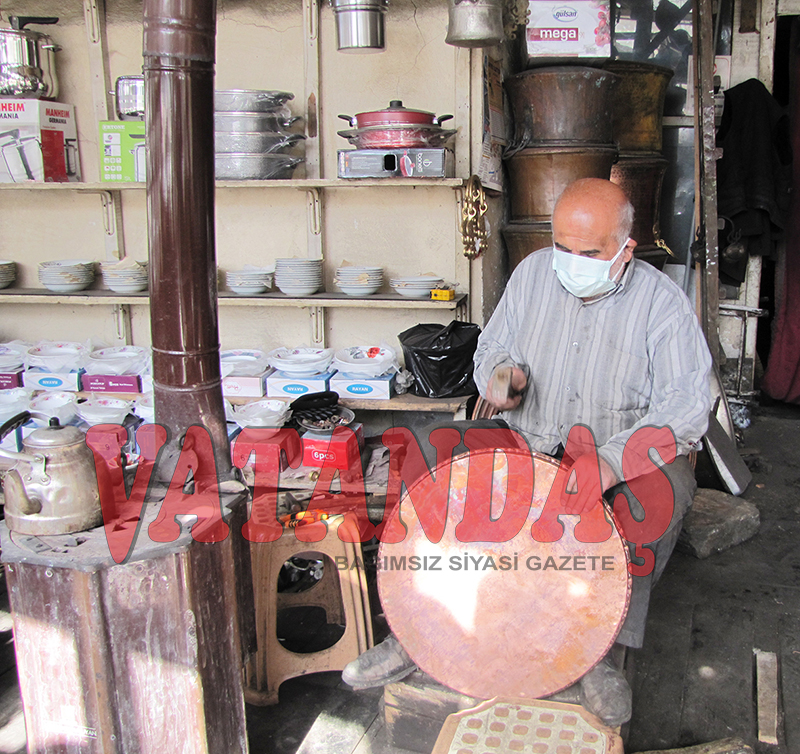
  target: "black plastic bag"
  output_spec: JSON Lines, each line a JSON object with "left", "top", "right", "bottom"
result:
{"left": 397, "top": 321, "right": 481, "bottom": 398}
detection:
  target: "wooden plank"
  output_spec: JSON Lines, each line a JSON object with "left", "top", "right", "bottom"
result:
{"left": 679, "top": 603, "right": 756, "bottom": 744}
{"left": 755, "top": 649, "right": 779, "bottom": 745}
{"left": 294, "top": 692, "right": 379, "bottom": 754}
{"left": 779, "top": 613, "right": 800, "bottom": 752}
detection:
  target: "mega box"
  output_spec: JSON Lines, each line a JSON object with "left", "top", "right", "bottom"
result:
{"left": 99, "top": 121, "right": 146, "bottom": 183}
{"left": 526, "top": 0, "right": 611, "bottom": 60}
{"left": 23, "top": 370, "right": 83, "bottom": 392}
{"left": 338, "top": 149, "right": 454, "bottom": 179}
{"left": 0, "top": 100, "right": 81, "bottom": 183}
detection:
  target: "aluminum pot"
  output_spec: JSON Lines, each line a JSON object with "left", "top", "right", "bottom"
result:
{"left": 337, "top": 124, "right": 456, "bottom": 149}
{"left": 215, "top": 153, "right": 303, "bottom": 180}
{"left": 214, "top": 110, "right": 301, "bottom": 132}
{"left": 330, "top": 0, "right": 389, "bottom": 52}
{"left": 502, "top": 222, "right": 552, "bottom": 270}
{"left": 215, "top": 89, "right": 294, "bottom": 112}
{"left": 339, "top": 100, "right": 453, "bottom": 129}
{"left": 214, "top": 131, "right": 305, "bottom": 154}
{"left": 0, "top": 17, "right": 61, "bottom": 100}
{"left": 115, "top": 75, "right": 144, "bottom": 120}
{"left": 445, "top": 0, "right": 504, "bottom": 48}
{"left": 610, "top": 152, "right": 669, "bottom": 251}
{"left": 603, "top": 60, "right": 674, "bottom": 152}
{"left": 505, "top": 145, "right": 618, "bottom": 222}
{"left": 505, "top": 67, "right": 619, "bottom": 147}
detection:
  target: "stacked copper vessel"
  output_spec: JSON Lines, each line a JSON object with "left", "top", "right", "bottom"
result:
{"left": 502, "top": 66, "right": 619, "bottom": 270}
{"left": 605, "top": 60, "right": 674, "bottom": 269}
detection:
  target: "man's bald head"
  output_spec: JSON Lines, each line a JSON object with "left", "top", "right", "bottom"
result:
{"left": 553, "top": 179, "right": 634, "bottom": 249}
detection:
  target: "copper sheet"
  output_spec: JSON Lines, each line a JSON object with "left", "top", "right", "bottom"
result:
{"left": 378, "top": 449, "right": 630, "bottom": 700}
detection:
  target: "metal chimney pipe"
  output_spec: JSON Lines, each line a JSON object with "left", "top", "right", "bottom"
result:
{"left": 143, "top": 0, "right": 232, "bottom": 481}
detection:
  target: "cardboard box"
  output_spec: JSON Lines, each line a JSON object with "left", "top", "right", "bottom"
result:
{"left": 222, "top": 373, "right": 268, "bottom": 398}
{"left": 99, "top": 121, "right": 146, "bottom": 183}
{"left": 0, "top": 369, "right": 23, "bottom": 390}
{"left": 23, "top": 370, "right": 83, "bottom": 392}
{"left": 526, "top": 0, "right": 611, "bottom": 60}
{"left": 330, "top": 372, "right": 395, "bottom": 401}
{"left": 81, "top": 374, "right": 142, "bottom": 394}
{"left": 338, "top": 149, "right": 454, "bottom": 179}
{"left": 302, "top": 423, "right": 364, "bottom": 470}
{"left": 266, "top": 370, "right": 335, "bottom": 399}
{"left": 0, "top": 100, "right": 81, "bottom": 183}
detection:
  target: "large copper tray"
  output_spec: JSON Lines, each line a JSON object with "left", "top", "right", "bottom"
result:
{"left": 378, "top": 448, "right": 630, "bottom": 700}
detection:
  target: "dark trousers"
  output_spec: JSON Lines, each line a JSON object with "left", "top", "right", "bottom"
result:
{"left": 410, "top": 419, "right": 696, "bottom": 650}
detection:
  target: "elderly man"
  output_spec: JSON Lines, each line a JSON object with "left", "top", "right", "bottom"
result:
{"left": 343, "top": 178, "right": 712, "bottom": 728}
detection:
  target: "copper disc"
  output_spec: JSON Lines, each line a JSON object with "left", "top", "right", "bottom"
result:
{"left": 377, "top": 449, "right": 630, "bottom": 700}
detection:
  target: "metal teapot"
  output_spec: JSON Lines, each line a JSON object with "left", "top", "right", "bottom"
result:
{"left": 0, "top": 412, "right": 102, "bottom": 536}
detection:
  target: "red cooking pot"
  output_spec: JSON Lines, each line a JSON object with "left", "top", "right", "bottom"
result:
{"left": 338, "top": 100, "right": 453, "bottom": 128}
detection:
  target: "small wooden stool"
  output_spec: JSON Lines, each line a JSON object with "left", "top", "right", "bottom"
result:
{"left": 244, "top": 513, "right": 373, "bottom": 705}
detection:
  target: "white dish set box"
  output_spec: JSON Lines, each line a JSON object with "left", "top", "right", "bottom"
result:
{"left": 526, "top": 0, "right": 611, "bottom": 60}
{"left": 329, "top": 372, "right": 395, "bottom": 401}
{"left": 266, "top": 370, "right": 336, "bottom": 399}
{"left": 0, "top": 99, "right": 81, "bottom": 183}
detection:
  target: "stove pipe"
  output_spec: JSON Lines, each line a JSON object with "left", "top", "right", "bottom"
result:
{"left": 143, "top": 0, "right": 233, "bottom": 482}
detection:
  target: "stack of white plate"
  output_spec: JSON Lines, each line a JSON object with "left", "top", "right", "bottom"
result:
{"left": 334, "top": 266, "right": 383, "bottom": 297}
{"left": 231, "top": 399, "right": 291, "bottom": 429}
{"left": 225, "top": 267, "right": 274, "bottom": 296}
{"left": 86, "top": 345, "right": 150, "bottom": 375}
{"left": 390, "top": 275, "right": 444, "bottom": 299}
{"left": 101, "top": 259, "right": 148, "bottom": 293}
{"left": 267, "top": 347, "right": 333, "bottom": 376}
{"left": 0, "top": 261, "right": 16, "bottom": 290}
{"left": 28, "top": 391, "right": 78, "bottom": 426}
{"left": 333, "top": 345, "right": 398, "bottom": 377}
{"left": 77, "top": 396, "right": 134, "bottom": 425}
{"left": 38, "top": 260, "right": 95, "bottom": 293}
{"left": 274, "top": 258, "right": 323, "bottom": 296}
{"left": 0, "top": 345, "right": 23, "bottom": 373}
{"left": 220, "top": 349, "right": 270, "bottom": 376}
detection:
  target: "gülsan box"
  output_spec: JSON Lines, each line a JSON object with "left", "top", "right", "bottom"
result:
{"left": 0, "top": 369, "right": 23, "bottom": 390}
{"left": 81, "top": 374, "right": 142, "bottom": 394}
{"left": 99, "top": 121, "right": 146, "bottom": 183}
{"left": 266, "top": 370, "right": 335, "bottom": 399}
{"left": 329, "top": 372, "right": 395, "bottom": 401}
{"left": 222, "top": 373, "right": 268, "bottom": 399}
{"left": 0, "top": 99, "right": 81, "bottom": 183}
{"left": 23, "top": 370, "right": 83, "bottom": 392}
{"left": 526, "top": 0, "right": 611, "bottom": 60}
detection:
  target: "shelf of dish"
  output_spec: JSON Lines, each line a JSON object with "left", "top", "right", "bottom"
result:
{"left": 0, "top": 178, "right": 466, "bottom": 191}
{"left": 0, "top": 289, "right": 467, "bottom": 309}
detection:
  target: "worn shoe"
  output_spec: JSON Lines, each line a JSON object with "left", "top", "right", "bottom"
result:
{"left": 341, "top": 634, "right": 417, "bottom": 690}
{"left": 579, "top": 652, "right": 632, "bottom": 728}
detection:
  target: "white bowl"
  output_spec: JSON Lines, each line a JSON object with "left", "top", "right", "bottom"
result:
{"left": 28, "top": 391, "right": 77, "bottom": 426}
{"left": 77, "top": 397, "right": 133, "bottom": 425}
{"left": 339, "top": 285, "right": 381, "bottom": 296}
{"left": 229, "top": 284, "right": 268, "bottom": 296}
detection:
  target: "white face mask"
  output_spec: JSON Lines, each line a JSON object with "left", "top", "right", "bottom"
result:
{"left": 551, "top": 239, "right": 630, "bottom": 299}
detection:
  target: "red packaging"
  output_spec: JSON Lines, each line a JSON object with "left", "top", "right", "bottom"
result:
{"left": 302, "top": 424, "right": 364, "bottom": 471}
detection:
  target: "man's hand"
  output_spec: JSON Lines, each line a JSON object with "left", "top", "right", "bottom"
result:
{"left": 563, "top": 454, "right": 618, "bottom": 515}
{"left": 486, "top": 365, "right": 527, "bottom": 410}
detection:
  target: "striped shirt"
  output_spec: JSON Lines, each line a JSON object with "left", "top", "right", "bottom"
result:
{"left": 473, "top": 249, "right": 713, "bottom": 479}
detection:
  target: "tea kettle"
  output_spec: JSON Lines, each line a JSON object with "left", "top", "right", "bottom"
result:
{"left": 0, "top": 412, "right": 103, "bottom": 536}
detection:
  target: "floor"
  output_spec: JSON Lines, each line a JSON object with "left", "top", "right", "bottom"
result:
{"left": 0, "top": 402, "right": 798, "bottom": 753}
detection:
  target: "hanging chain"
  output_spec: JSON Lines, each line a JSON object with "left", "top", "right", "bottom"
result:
{"left": 461, "top": 175, "right": 488, "bottom": 260}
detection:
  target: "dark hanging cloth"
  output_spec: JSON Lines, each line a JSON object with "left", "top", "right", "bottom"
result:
{"left": 716, "top": 79, "right": 791, "bottom": 284}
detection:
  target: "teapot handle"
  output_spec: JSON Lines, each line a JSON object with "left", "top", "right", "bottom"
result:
{"left": 0, "top": 412, "right": 48, "bottom": 476}
{"left": 0, "top": 411, "right": 30, "bottom": 443}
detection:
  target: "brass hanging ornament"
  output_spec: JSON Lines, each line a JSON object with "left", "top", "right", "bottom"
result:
{"left": 461, "top": 175, "right": 488, "bottom": 259}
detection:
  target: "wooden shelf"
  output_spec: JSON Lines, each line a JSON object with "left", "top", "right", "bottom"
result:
{"left": 0, "top": 177, "right": 466, "bottom": 192}
{"left": 0, "top": 289, "right": 466, "bottom": 310}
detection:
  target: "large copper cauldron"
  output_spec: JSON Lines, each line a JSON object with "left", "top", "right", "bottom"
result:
{"left": 505, "top": 66, "right": 619, "bottom": 147}
{"left": 604, "top": 61, "right": 674, "bottom": 152}
{"left": 502, "top": 221, "right": 552, "bottom": 270}
{"left": 506, "top": 145, "right": 618, "bottom": 222}
{"left": 378, "top": 449, "right": 630, "bottom": 700}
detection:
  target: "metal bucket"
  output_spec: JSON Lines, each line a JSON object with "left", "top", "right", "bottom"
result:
{"left": 604, "top": 60, "right": 674, "bottom": 152}
{"left": 445, "top": 0, "right": 504, "bottom": 48}
{"left": 330, "top": 0, "right": 388, "bottom": 52}
{"left": 505, "top": 67, "right": 619, "bottom": 147}
{"left": 502, "top": 221, "right": 552, "bottom": 270}
{"left": 505, "top": 145, "right": 618, "bottom": 222}
{"left": 610, "top": 152, "right": 669, "bottom": 251}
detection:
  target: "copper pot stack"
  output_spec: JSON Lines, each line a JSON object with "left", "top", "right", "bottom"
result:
{"left": 502, "top": 66, "right": 620, "bottom": 270}
{"left": 604, "top": 60, "right": 674, "bottom": 269}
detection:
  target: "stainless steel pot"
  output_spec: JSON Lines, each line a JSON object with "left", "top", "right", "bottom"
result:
{"left": 115, "top": 75, "right": 145, "bottom": 120}
{"left": 0, "top": 17, "right": 61, "bottom": 100}
{"left": 215, "top": 89, "right": 294, "bottom": 113}
{"left": 330, "top": 0, "right": 389, "bottom": 52}
{"left": 215, "top": 153, "right": 303, "bottom": 180}
{"left": 214, "top": 111, "right": 301, "bottom": 132}
{"left": 214, "top": 130, "right": 305, "bottom": 154}
{"left": 445, "top": 0, "right": 504, "bottom": 48}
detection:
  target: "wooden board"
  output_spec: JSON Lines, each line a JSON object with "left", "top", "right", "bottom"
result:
{"left": 755, "top": 650, "right": 779, "bottom": 745}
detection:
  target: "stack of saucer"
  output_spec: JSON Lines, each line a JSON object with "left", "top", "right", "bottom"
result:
{"left": 389, "top": 275, "right": 444, "bottom": 299}
{"left": 334, "top": 265, "right": 383, "bottom": 296}
{"left": 0, "top": 261, "right": 16, "bottom": 290}
{"left": 225, "top": 267, "right": 274, "bottom": 295}
{"left": 274, "top": 258, "right": 323, "bottom": 296}
{"left": 101, "top": 258, "right": 148, "bottom": 293}
{"left": 38, "top": 260, "right": 95, "bottom": 293}
{"left": 267, "top": 347, "right": 333, "bottom": 376}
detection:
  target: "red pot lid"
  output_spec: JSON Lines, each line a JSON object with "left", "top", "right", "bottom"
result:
{"left": 355, "top": 100, "right": 438, "bottom": 126}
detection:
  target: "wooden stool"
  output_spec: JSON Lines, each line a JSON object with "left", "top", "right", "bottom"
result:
{"left": 244, "top": 513, "right": 373, "bottom": 705}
